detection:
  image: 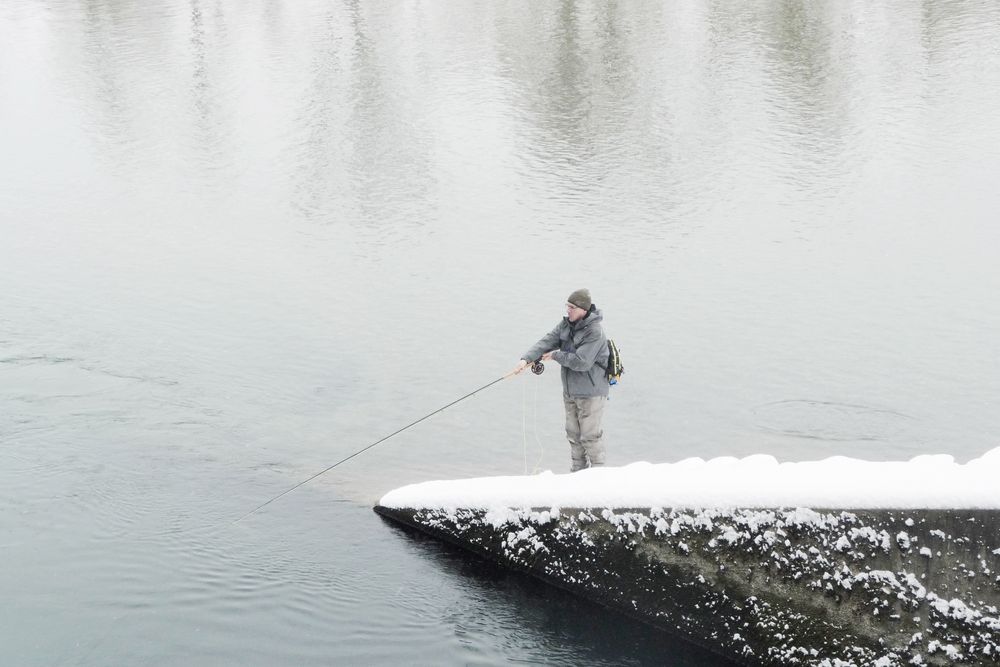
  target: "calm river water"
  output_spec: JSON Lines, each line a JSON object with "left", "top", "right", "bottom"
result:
{"left": 3, "top": 0, "right": 999, "bottom": 664}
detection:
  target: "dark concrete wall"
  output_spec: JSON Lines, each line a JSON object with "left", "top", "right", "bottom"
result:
{"left": 374, "top": 504, "right": 1000, "bottom": 666}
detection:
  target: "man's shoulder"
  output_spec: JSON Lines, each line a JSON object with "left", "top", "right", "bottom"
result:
{"left": 583, "top": 314, "right": 605, "bottom": 332}
{"left": 578, "top": 321, "right": 605, "bottom": 340}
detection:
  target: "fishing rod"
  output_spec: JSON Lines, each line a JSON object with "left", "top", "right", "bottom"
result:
{"left": 233, "top": 365, "right": 543, "bottom": 523}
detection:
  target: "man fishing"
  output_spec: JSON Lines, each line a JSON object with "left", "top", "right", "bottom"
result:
{"left": 513, "top": 289, "right": 609, "bottom": 472}
{"left": 238, "top": 289, "right": 616, "bottom": 521}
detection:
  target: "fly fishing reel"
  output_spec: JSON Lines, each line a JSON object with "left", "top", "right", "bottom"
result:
{"left": 530, "top": 360, "right": 545, "bottom": 375}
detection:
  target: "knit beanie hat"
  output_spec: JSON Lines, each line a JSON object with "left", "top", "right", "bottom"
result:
{"left": 567, "top": 288, "right": 592, "bottom": 311}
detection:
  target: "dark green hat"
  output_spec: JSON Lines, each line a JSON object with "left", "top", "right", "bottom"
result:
{"left": 567, "top": 288, "right": 592, "bottom": 311}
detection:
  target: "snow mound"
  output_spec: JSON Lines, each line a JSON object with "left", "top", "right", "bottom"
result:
{"left": 379, "top": 447, "right": 1000, "bottom": 510}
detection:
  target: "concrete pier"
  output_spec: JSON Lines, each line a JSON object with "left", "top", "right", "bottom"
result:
{"left": 374, "top": 504, "right": 1000, "bottom": 666}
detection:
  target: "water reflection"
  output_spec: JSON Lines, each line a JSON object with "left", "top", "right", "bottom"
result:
{"left": 493, "top": 1, "right": 640, "bottom": 210}
{"left": 343, "top": 0, "right": 435, "bottom": 233}
{"left": 79, "top": 1, "right": 136, "bottom": 162}
{"left": 290, "top": 0, "right": 350, "bottom": 223}
{"left": 380, "top": 518, "right": 737, "bottom": 666}
{"left": 186, "top": 0, "right": 237, "bottom": 191}
{"left": 761, "top": 0, "right": 851, "bottom": 193}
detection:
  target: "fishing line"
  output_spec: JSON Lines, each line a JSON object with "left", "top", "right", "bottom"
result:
{"left": 234, "top": 371, "right": 518, "bottom": 523}
{"left": 531, "top": 380, "right": 544, "bottom": 474}
{"left": 521, "top": 366, "right": 546, "bottom": 475}
{"left": 522, "top": 379, "right": 528, "bottom": 474}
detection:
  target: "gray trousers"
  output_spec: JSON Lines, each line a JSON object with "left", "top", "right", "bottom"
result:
{"left": 563, "top": 395, "right": 607, "bottom": 472}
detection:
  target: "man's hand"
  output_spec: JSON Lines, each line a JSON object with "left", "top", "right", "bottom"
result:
{"left": 510, "top": 359, "right": 529, "bottom": 375}
{"left": 541, "top": 351, "right": 555, "bottom": 361}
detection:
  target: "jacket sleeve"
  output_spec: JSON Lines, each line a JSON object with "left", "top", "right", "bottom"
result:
{"left": 522, "top": 322, "right": 562, "bottom": 362}
{"left": 552, "top": 329, "right": 604, "bottom": 371}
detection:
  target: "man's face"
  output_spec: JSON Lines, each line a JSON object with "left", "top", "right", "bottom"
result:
{"left": 566, "top": 302, "right": 587, "bottom": 322}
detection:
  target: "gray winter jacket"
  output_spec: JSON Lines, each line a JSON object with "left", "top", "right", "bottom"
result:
{"left": 522, "top": 306, "right": 609, "bottom": 398}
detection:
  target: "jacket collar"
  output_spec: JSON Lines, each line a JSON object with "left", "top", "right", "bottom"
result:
{"left": 567, "top": 305, "right": 602, "bottom": 330}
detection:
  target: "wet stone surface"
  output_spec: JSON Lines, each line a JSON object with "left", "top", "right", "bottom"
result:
{"left": 375, "top": 505, "right": 1000, "bottom": 666}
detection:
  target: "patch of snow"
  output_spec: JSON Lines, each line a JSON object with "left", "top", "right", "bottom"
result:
{"left": 849, "top": 526, "right": 891, "bottom": 551}
{"left": 927, "top": 640, "right": 962, "bottom": 660}
{"left": 721, "top": 527, "right": 742, "bottom": 544}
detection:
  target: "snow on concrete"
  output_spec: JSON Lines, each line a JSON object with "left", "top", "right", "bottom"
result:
{"left": 379, "top": 447, "right": 1000, "bottom": 510}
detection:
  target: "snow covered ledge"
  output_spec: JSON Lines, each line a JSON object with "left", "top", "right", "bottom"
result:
{"left": 375, "top": 449, "right": 1000, "bottom": 666}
